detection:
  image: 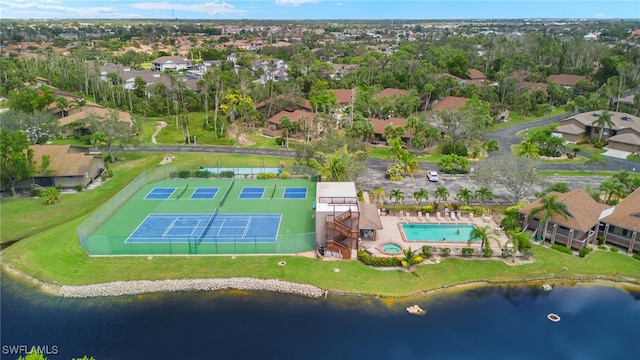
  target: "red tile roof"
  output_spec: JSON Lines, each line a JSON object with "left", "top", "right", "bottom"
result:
{"left": 368, "top": 117, "right": 411, "bottom": 137}
{"left": 546, "top": 74, "right": 586, "bottom": 87}
{"left": 266, "top": 110, "right": 315, "bottom": 126}
{"left": 432, "top": 96, "right": 469, "bottom": 111}
{"left": 331, "top": 89, "right": 355, "bottom": 104}
{"left": 375, "top": 88, "right": 410, "bottom": 99}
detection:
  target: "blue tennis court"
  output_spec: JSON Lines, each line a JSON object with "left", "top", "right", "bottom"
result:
{"left": 239, "top": 187, "right": 265, "bottom": 199}
{"left": 283, "top": 187, "right": 308, "bottom": 199}
{"left": 190, "top": 187, "right": 219, "bottom": 199}
{"left": 126, "top": 213, "right": 281, "bottom": 243}
{"left": 144, "top": 187, "right": 176, "bottom": 200}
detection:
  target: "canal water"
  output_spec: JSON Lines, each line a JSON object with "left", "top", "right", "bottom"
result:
{"left": 2, "top": 275, "right": 638, "bottom": 360}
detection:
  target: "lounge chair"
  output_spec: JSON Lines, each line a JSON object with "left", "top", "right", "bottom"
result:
{"left": 450, "top": 212, "right": 456, "bottom": 221}
{"left": 417, "top": 211, "right": 423, "bottom": 221}
{"left": 469, "top": 213, "right": 474, "bottom": 220}
{"left": 435, "top": 212, "right": 441, "bottom": 221}
{"left": 424, "top": 213, "right": 430, "bottom": 221}
{"left": 457, "top": 212, "right": 462, "bottom": 220}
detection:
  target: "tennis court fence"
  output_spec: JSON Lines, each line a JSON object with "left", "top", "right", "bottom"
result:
{"left": 81, "top": 232, "right": 316, "bottom": 256}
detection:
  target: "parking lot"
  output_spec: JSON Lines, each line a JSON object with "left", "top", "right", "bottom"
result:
{"left": 359, "top": 162, "right": 609, "bottom": 206}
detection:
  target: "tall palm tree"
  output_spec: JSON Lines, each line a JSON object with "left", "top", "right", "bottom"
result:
{"left": 413, "top": 188, "right": 429, "bottom": 205}
{"left": 592, "top": 110, "right": 614, "bottom": 142}
{"left": 435, "top": 186, "right": 449, "bottom": 204}
{"left": 474, "top": 187, "right": 493, "bottom": 205}
{"left": 399, "top": 149, "right": 419, "bottom": 181}
{"left": 456, "top": 188, "right": 473, "bottom": 205}
{"left": 469, "top": 225, "right": 499, "bottom": 257}
{"left": 372, "top": 187, "right": 386, "bottom": 205}
{"left": 389, "top": 189, "right": 405, "bottom": 208}
{"left": 387, "top": 137, "right": 405, "bottom": 161}
{"left": 530, "top": 194, "right": 569, "bottom": 244}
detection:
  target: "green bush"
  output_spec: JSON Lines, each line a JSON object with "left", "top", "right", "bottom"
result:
{"left": 420, "top": 205, "right": 434, "bottom": 214}
{"left": 275, "top": 137, "right": 285, "bottom": 146}
{"left": 75, "top": 184, "right": 83, "bottom": 192}
{"left": 279, "top": 171, "right": 290, "bottom": 179}
{"left": 579, "top": 247, "right": 593, "bottom": 258}
{"left": 193, "top": 170, "right": 210, "bottom": 178}
{"left": 598, "top": 245, "right": 607, "bottom": 250}
{"left": 551, "top": 244, "right": 573, "bottom": 255}
{"left": 501, "top": 247, "right": 514, "bottom": 258}
{"left": 256, "top": 172, "right": 277, "bottom": 179}
{"left": 633, "top": 252, "right": 640, "bottom": 261}
{"left": 597, "top": 236, "right": 605, "bottom": 245}
{"left": 461, "top": 248, "right": 474, "bottom": 257}
{"left": 178, "top": 170, "right": 191, "bottom": 178}
{"left": 440, "top": 247, "right": 451, "bottom": 257}
{"left": 219, "top": 170, "right": 235, "bottom": 178}
{"left": 610, "top": 247, "right": 619, "bottom": 253}
{"left": 521, "top": 248, "right": 534, "bottom": 259}
{"left": 169, "top": 171, "right": 179, "bottom": 178}
{"left": 357, "top": 250, "right": 402, "bottom": 267}
{"left": 29, "top": 189, "right": 41, "bottom": 197}
{"left": 422, "top": 245, "right": 435, "bottom": 258}
{"left": 483, "top": 247, "right": 493, "bottom": 257}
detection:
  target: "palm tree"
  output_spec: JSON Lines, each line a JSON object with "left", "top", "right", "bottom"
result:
{"left": 469, "top": 225, "right": 499, "bottom": 257}
{"left": 518, "top": 141, "right": 540, "bottom": 158}
{"left": 413, "top": 188, "right": 429, "bottom": 205}
{"left": 456, "top": 188, "right": 472, "bottom": 205}
{"left": 485, "top": 139, "right": 499, "bottom": 153}
{"left": 592, "top": 110, "right": 614, "bottom": 142}
{"left": 399, "top": 149, "right": 419, "bottom": 181}
{"left": 435, "top": 186, "right": 449, "bottom": 204}
{"left": 389, "top": 189, "right": 404, "bottom": 208}
{"left": 400, "top": 247, "right": 423, "bottom": 271}
{"left": 474, "top": 187, "right": 493, "bottom": 205}
{"left": 530, "top": 194, "right": 569, "bottom": 244}
{"left": 387, "top": 137, "right": 405, "bottom": 161}
{"left": 505, "top": 231, "right": 530, "bottom": 263}
{"left": 372, "top": 187, "right": 386, "bottom": 205}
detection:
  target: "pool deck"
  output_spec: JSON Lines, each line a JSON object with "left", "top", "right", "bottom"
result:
{"left": 360, "top": 212, "right": 509, "bottom": 257}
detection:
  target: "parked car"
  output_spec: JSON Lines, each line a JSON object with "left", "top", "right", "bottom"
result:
{"left": 427, "top": 171, "right": 439, "bottom": 182}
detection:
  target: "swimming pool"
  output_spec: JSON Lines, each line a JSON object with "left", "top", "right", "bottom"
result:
{"left": 401, "top": 224, "right": 477, "bottom": 242}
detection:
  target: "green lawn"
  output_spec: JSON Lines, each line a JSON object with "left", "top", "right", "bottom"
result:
{"left": 2, "top": 151, "right": 639, "bottom": 296}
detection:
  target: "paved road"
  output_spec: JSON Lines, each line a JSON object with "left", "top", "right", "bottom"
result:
{"left": 125, "top": 112, "right": 637, "bottom": 205}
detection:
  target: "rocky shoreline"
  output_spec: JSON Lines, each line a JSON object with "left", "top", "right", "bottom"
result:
{"left": 58, "top": 278, "right": 325, "bottom": 298}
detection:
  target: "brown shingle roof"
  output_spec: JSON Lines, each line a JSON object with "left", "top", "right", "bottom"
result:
{"left": 546, "top": 74, "right": 586, "bottom": 87}
{"left": 600, "top": 188, "right": 640, "bottom": 231}
{"left": 432, "top": 96, "right": 469, "bottom": 111}
{"left": 30, "top": 145, "right": 99, "bottom": 177}
{"left": 266, "top": 110, "right": 315, "bottom": 126}
{"left": 368, "top": 117, "right": 410, "bottom": 137}
{"left": 358, "top": 202, "right": 383, "bottom": 230}
{"left": 555, "top": 123, "right": 585, "bottom": 135}
{"left": 331, "top": 89, "right": 355, "bottom": 104}
{"left": 467, "top": 69, "right": 486, "bottom": 80}
{"left": 58, "top": 105, "right": 132, "bottom": 127}
{"left": 375, "top": 88, "right": 410, "bottom": 99}
{"left": 519, "top": 189, "right": 611, "bottom": 232}
{"left": 562, "top": 111, "right": 640, "bottom": 134}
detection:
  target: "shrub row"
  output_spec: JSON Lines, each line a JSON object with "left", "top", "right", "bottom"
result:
{"left": 357, "top": 250, "right": 402, "bottom": 267}
{"left": 551, "top": 244, "right": 573, "bottom": 255}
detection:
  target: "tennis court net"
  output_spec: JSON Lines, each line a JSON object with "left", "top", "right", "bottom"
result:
{"left": 198, "top": 207, "right": 218, "bottom": 244}
{"left": 176, "top": 183, "right": 189, "bottom": 199}
{"left": 219, "top": 178, "right": 235, "bottom": 206}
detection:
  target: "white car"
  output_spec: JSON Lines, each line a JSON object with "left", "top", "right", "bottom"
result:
{"left": 427, "top": 171, "right": 439, "bottom": 182}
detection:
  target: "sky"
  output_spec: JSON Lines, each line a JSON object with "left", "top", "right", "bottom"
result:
{"left": 0, "top": 0, "right": 638, "bottom": 20}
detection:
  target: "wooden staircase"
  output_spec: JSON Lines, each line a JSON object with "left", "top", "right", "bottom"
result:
{"left": 325, "top": 209, "right": 359, "bottom": 259}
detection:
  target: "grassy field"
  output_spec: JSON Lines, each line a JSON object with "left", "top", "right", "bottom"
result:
{"left": 2, "top": 151, "right": 639, "bottom": 296}
{"left": 492, "top": 107, "right": 567, "bottom": 131}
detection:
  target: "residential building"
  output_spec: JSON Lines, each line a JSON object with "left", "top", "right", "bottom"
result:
{"left": 151, "top": 56, "right": 191, "bottom": 71}
{"left": 14, "top": 145, "right": 104, "bottom": 191}
{"left": 598, "top": 188, "right": 640, "bottom": 253}
{"left": 519, "top": 189, "right": 611, "bottom": 249}
{"left": 315, "top": 182, "right": 361, "bottom": 259}
{"left": 368, "top": 117, "right": 410, "bottom": 143}
{"left": 432, "top": 96, "right": 469, "bottom": 112}
{"left": 554, "top": 111, "right": 640, "bottom": 153}
{"left": 546, "top": 74, "right": 587, "bottom": 88}
{"left": 263, "top": 110, "right": 316, "bottom": 137}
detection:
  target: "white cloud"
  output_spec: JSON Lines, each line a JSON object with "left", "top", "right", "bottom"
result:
{"left": 0, "top": 1, "right": 128, "bottom": 18}
{"left": 275, "top": 0, "right": 322, "bottom": 6}
{"left": 129, "top": 1, "right": 245, "bottom": 16}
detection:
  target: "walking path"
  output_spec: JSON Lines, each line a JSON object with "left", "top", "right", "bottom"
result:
{"left": 150, "top": 121, "right": 167, "bottom": 144}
